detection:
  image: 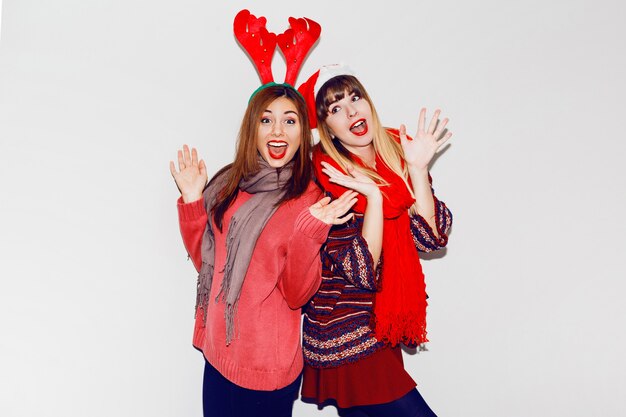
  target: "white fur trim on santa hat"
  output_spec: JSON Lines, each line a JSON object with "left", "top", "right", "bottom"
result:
{"left": 311, "top": 127, "right": 321, "bottom": 145}
{"left": 314, "top": 64, "right": 356, "bottom": 97}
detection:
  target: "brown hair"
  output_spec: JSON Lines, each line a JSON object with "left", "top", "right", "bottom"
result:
{"left": 212, "top": 85, "right": 313, "bottom": 231}
{"left": 315, "top": 75, "right": 412, "bottom": 194}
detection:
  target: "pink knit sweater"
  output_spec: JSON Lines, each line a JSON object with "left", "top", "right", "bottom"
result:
{"left": 177, "top": 181, "right": 329, "bottom": 391}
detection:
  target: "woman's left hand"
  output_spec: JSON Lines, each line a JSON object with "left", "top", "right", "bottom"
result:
{"left": 400, "top": 108, "right": 453, "bottom": 171}
{"left": 309, "top": 190, "right": 358, "bottom": 225}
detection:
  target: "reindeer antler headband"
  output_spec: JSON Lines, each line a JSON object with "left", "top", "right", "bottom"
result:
{"left": 233, "top": 9, "right": 321, "bottom": 98}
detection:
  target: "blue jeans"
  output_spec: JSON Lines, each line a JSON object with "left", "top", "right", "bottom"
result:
{"left": 202, "top": 360, "right": 301, "bottom": 417}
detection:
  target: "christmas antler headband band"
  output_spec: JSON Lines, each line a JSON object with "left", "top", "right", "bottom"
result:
{"left": 233, "top": 9, "right": 321, "bottom": 98}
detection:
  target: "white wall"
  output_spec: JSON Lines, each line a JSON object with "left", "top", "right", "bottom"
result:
{"left": 1, "top": 1, "right": 624, "bottom": 416}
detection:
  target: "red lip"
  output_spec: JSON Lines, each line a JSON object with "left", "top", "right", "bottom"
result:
{"left": 267, "top": 140, "right": 288, "bottom": 159}
{"left": 350, "top": 118, "right": 368, "bottom": 137}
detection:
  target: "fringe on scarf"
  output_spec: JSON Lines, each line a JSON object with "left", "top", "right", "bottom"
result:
{"left": 218, "top": 216, "right": 239, "bottom": 302}
{"left": 196, "top": 261, "right": 239, "bottom": 345}
{"left": 196, "top": 261, "right": 214, "bottom": 325}
{"left": 224, "top": 303, "right": 238, "bottom": 346}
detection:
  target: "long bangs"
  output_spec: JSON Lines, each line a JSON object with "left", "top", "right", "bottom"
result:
{"left": 316, "top": 75, "right": 365, "bottom": 121}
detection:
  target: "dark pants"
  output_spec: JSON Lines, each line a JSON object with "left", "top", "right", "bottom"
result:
{"left": 337, "top": 388, "right": 438, "bottom": 417}
{"left": 202, "top": 360, "right": 301, "bottom": 417}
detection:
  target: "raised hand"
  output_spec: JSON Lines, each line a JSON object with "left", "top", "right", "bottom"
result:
{"left": 320, "top": 161, "right": 381, "bottom": 200}
{"left": 400, "top": 108, "right": 453, "bottom": 171}
{"left": 309, "top": 190, "right": 358, "bottom": 225}
{"left": 169, "top": 144, "right": 208, "bottom": 203}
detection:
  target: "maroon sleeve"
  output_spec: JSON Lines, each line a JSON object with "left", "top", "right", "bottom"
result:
{"left": 323, "top": 216, "right": 380, "bottom": 291}
{"left": 410, "top": 193, "right": 453, "bottom": 253}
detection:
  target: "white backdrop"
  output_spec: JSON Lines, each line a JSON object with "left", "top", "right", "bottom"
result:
{"left": 1, "top": 1, "right": 625, "bottom": 416}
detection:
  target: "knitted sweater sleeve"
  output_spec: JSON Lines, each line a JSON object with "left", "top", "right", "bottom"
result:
{"left": 409, "top": 183, "right": 453, "bottom": 252}
{"left": 323, "top": 216, "right": 380, "bottom": 291}
{"left": 177, "top": 197, "right": 207, "bottom": 272}
{"left": 278, "top": 186, "right": 331, "bottom": 309}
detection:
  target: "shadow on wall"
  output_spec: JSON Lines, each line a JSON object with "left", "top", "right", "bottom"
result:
{"left": 421, "top": 247, "right": 448, "bottom": 261}
{"left": 402, "top": 344, "right": 429, "bottom": 356}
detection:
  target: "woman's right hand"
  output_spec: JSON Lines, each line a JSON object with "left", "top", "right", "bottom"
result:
{"left": 169, "top": 144, "right": 208, "bottom": 203}
{"left": 320, "top": 161, "right": 381, "bottom": 200}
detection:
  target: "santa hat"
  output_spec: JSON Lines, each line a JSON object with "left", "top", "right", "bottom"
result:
{"left": 297, "top": 64, "right": 355, "bottom": 130}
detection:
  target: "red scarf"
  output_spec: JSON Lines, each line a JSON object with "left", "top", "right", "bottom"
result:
{"left": 312, "top": 140, "right": 428, "bottom": 347}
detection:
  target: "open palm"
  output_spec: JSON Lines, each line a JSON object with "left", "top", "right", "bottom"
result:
{"left": 320, "top": 161, "right": 381, "bottom": 199}
{"left": 169, "top": 144, "right": 208, "bottom": 203}
{"left": 309, "top": 190, "right": 358, "bottom": 225}
{"left": 400, "top": 108, "right": 453, "bottom": 171}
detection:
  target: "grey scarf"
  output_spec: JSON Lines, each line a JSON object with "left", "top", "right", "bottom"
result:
{"left": 198, "top": 158, "right": 293, "bottom": 345}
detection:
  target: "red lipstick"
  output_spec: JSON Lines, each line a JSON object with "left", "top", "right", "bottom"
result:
{"left": 267, "top": 140, "right": 288, "bottom": 159}
{"left": 349, "top": 119, "right": 368, "bottom": 137}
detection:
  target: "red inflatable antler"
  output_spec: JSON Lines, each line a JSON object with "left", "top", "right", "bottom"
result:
{"left": 233, "top": 9, "right": 278, "bottom": 85}
{"left": 277, "top": 17, "right": 321, "bottom": 86}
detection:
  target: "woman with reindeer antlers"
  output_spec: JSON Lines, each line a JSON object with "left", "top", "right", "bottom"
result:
{"left": 297, "top": 66, "right": 454, "bottom": 416}
{"left": 169, "top": 11, "right": 350, "bottom": 417}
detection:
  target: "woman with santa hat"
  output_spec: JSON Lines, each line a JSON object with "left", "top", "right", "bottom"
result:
{"left": 298, "top": 65, "right": 454, "bottom": 417}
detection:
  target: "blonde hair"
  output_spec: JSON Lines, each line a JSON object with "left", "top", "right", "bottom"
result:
{"left": 315, "top": 75, "right": 413, "bottom": 196}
